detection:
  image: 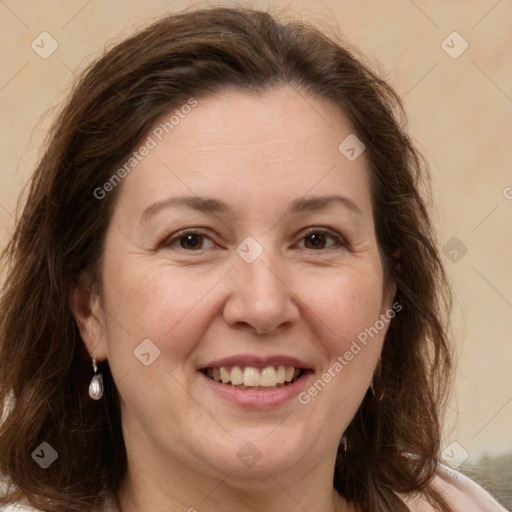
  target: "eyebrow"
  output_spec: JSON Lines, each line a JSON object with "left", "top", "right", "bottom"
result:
{"left": 141, "top": 194, "right": 362, "bottom": 223}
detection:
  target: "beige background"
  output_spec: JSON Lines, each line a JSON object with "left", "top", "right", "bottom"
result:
{"left": 1, "top": 0, "right": 511, "bottom": 465}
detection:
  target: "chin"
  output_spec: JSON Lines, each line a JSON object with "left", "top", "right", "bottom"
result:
{"left": 190, "top": 425, "right": 319, "bottom": 481}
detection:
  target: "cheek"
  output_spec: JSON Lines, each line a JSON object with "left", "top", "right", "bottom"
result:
{"left": 99, "top": 262, "right": 225, "bottom": 429}
{"left": 296, "top": 264, "right": 387, "bottom": 408}
{"left": 100, "top": 258, "right": 227, "bottom": 363}
{"left": 289, "top": 266, "right": 388, "bottom": 439}
{"left": 295, "top": 264, "right": 385, "bottom": 354}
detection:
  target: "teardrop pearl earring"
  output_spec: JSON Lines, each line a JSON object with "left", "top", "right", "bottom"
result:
{"left": 88, "top": 358, "right": 104, "bottom": 400}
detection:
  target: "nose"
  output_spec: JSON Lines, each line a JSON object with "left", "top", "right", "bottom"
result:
{"left": 222, "top": 252, "right": 300, "bottom": 335}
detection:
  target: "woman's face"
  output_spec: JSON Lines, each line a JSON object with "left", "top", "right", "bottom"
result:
{"left": 79, "top": 87, "right": 394, "bottom": 484}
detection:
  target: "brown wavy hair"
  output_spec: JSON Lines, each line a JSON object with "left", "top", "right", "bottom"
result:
{"left": 0, "top": 7, "right": 453, "bottom": 512}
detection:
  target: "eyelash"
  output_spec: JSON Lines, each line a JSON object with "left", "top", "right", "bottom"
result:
{"left": 160, "top": 227, "right": 346, "bottom": 252}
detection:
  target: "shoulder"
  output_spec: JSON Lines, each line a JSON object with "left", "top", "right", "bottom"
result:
{"left": 402, "top": 463, "right": 509, "bottom": 512}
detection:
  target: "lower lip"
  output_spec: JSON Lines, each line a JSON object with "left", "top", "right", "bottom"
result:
{"left": 199, "top": 371, "right": 311, "bottom": 409}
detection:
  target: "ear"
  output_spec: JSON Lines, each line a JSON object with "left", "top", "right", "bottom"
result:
{"left": 69, "top": 277, "right": 108, "bottom": 362}
{"left": 390, "top": 248, "right": 401, "bottom": 276}
{"left": 382, "top": 248, "right": 400, "bottom": 310}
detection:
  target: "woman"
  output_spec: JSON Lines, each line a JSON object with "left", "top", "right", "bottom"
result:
{"left": 0, "top": 7, "right": 507, "bottom": 512}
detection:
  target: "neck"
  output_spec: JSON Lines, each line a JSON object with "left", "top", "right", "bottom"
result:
{"left": 116, "top": 451, "right": 353, "bottom": 512}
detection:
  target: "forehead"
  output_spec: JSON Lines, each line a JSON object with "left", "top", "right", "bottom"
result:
{"left": 113, "top": 86, "right": 372, "bottom": 221}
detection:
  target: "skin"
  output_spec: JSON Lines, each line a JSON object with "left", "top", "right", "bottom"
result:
{"left": 73, "top": 86, "right": 397, "bottom": 512}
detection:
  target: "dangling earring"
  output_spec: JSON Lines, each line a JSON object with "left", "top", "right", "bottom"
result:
{"left": 340, "top": 434, "right": 348, "bottom": 452}
{"left": 370, "top": 357, "right": 385, "bottom": 402}
{"left": 88, "top": 358, "right": 104, "bottom": 400}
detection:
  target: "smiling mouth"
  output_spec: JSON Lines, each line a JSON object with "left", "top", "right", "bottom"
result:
{"left": 201, "top": 365, "right": 304, "bottom": 390}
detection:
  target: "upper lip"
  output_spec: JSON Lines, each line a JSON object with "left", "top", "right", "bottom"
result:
{"left": 200, "top": 355, "right": 311, "bottom": 370}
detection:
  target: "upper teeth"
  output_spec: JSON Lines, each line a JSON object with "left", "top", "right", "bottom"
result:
{"left": 206, "top": 365, "right": 300, "bottom": 388}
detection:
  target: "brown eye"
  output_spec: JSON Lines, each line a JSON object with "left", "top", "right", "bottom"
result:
{"left": 161, "top": 230, "right": 216, "bottom": 251}
{"left": 298, "top": 229, "right": 344, "bottom": 250}
{"left": 179, "top": 233, "right": 204, "bottom": 250}
{"left": 304, "top": 232, "right": 327, "bottom": 249}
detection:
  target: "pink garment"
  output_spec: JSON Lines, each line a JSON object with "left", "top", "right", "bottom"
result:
{"left": 402, "top": 464, "right": 509, "bottom": 512}
{"left": 433, "top": 464, "right": 509, "bottom": 512}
